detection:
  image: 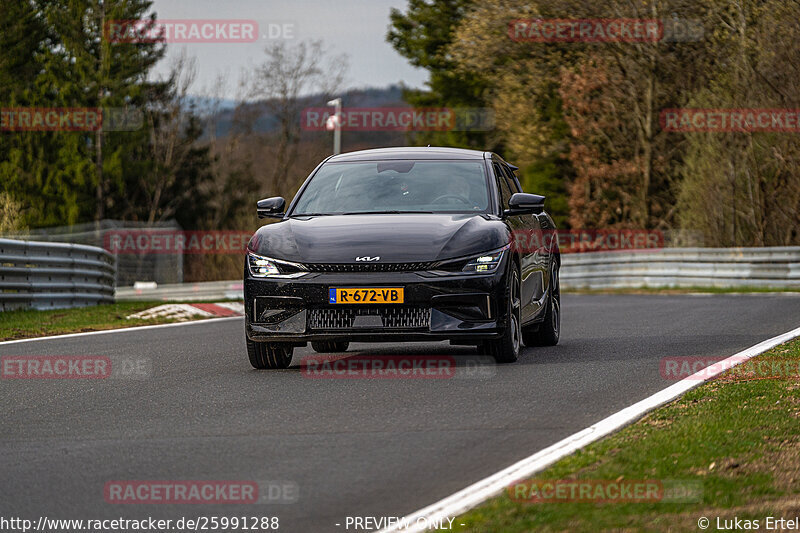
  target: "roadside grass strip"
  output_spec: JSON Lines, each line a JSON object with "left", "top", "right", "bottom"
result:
{"left": 0, "top": 301, "right": 242, "bottom": 341}
{"left": 446, "top": 338, "right": 800, "bottom": 532}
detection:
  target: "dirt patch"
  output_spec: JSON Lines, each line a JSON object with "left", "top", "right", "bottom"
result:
{"left": 747, "top": 438, "right": 800, "bottom": 492}
{"left": 641, "top": 417, "right": 673, "bottom": 430}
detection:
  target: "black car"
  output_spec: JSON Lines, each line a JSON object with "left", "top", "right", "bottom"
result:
{"left": 244, "top": 147, "right": 560, "bottom": 369}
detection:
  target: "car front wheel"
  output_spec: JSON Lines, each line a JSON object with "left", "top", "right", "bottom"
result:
{"left": 481, "top": 264, "right": 521, "bottom": 364}
{"left": 246, "top": 337, "right": 294, "bottom": 369}
{"left": 523, "top": 263, "right": 560, "bottom": 347}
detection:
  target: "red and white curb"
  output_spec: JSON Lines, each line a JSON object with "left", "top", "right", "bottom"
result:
{"left": 127, "top": 302, "right": 244, "bottom": 321}
{"left": 376, "top": 324, "right": 800, "bottom": 533}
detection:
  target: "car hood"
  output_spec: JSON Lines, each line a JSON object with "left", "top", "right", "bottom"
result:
{"left": 248, "top": 213, "right": 509, "bottom": 263}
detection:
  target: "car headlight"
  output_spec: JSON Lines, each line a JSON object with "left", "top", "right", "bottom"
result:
{"left": 247, "top": 252, "right": 308, "bottom": 278}
{"left": 428, "top": 245, "right": 509, "bottom": 276}
{"left": 461, "top": 246, "right": 506, "bottom": 273}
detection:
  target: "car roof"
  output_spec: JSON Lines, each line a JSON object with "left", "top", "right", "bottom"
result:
{"left": 327, "top": 147, "right": 489, "bottom": 162}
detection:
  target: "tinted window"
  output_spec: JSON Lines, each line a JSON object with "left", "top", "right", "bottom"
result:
{"left": 504, "top": 165, "right": 521, "bottom": 193}
{"left": 292, "top": 160, "right": 489, "bottom": 215}
{"left": 494, "top": 163, "right": 512, "bottom": 208}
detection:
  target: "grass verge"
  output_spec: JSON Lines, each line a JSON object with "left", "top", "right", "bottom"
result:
{"left": 0, "top": 301, "right": 209, "bottom": 341}
{"left": 450, "top": 339, "right": 800, "bottom": 532}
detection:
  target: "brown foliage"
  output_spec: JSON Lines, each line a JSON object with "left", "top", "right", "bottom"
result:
{"left": 559, "top": 57, "right": 645, "bottom": 228}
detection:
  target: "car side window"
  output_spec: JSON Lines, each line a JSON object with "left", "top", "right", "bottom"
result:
{"left": 493, "top": 163, "right": 512, "bottom": 209}
{"left": 503, "top": 166, "right": 522, "bottom": 193}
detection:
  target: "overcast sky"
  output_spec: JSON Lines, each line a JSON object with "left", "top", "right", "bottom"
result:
{"left": 148, "top": 0, "right": 428, "bottom": 100}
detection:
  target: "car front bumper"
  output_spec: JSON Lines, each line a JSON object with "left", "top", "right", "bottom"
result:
{"left": 244, "top": 266, "right": 510, "bottom": 344}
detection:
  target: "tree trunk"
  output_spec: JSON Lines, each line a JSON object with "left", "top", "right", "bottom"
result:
{"left": 94, "top": 1, "right": 106, "bottom": 222}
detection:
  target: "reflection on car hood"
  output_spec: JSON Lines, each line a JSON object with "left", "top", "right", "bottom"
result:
{"left": 248, "top": 213, "right": 509, "bottom": 263}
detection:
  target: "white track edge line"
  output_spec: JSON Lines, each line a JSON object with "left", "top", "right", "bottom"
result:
{"left": 376, "top": 324, "right": 800, "bottom": 533}
{"left": 0, "top": 316, "right": 243, "bottom": 346}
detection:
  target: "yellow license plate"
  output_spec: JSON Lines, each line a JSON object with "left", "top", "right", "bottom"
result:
{"left": 328, "top": 287, "right": 404, "bottom": 304}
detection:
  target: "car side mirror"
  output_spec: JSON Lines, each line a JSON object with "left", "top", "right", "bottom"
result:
{"left": 257, "top": 197, "right": 286, "bottom": 219}
{"left": 505, "top": 193, "right": 545, "bottom": 217}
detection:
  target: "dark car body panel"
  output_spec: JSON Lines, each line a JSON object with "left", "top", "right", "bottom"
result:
{"left": 247, "top": 214, "right": 509, "bottom": 264}
{"left": 244, "top": 147, "right": 559, "bottom": 346}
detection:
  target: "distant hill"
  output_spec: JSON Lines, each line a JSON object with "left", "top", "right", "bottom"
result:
{"left": 197, "top": 84, "right": 409, "bottom": 139}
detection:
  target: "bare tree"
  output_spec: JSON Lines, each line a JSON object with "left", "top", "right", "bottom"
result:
{"left": 122, "top": 51, "right": 213, "bottom": 226}
{"left": 201, "top": 71, "right": 262, "bottom": 231}
{"left": 248, "top": 40, "right": 348, "bottom": 197}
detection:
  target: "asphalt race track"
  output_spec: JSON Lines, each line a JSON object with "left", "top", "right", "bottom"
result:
{"left": 2, "top": 294, "right": 800, "bottom": 532}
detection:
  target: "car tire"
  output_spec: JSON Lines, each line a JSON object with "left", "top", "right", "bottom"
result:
{"left": 246, "top": 337, "right": 294, "bottom": 369}
{"left": 311, "top": 341, "right": 349, "bottom": 353}
{"left": 482, "top": 264, "right": 521, "bottom": 364}
{"left": 522, "top": 263, "right": 560, "bottom": 347}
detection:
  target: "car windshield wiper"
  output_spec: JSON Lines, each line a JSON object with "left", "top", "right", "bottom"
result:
{"left": 338, "top": 210, "right": 436, "bottom": 215}
{"left": 291, "top": 210, "right": 436, "bottom": 217}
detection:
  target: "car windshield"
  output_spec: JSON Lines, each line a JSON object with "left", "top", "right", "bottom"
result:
{"left": 291, "top": 160, "right": 490, "bottom": 215}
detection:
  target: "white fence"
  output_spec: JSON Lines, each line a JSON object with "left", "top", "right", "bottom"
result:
{"left": 0, "top": 238, "right": 116, "bottom": 311}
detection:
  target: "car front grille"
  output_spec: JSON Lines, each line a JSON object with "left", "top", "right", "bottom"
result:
{"left": 303, "top": 262, "right": 434, "bottom": 273}
{"left": 308, "top": 307, "right": 430, "bottom": 330}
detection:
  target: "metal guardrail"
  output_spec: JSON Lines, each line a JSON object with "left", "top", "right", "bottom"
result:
{"left": 0, "top": 238, "right": 116, "bottom": 311}
{"left": 560, "top": 247, "right": 800, "bottom": 289}
{"left": 5, "top": 219, "right": 184, "bottom": 286}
